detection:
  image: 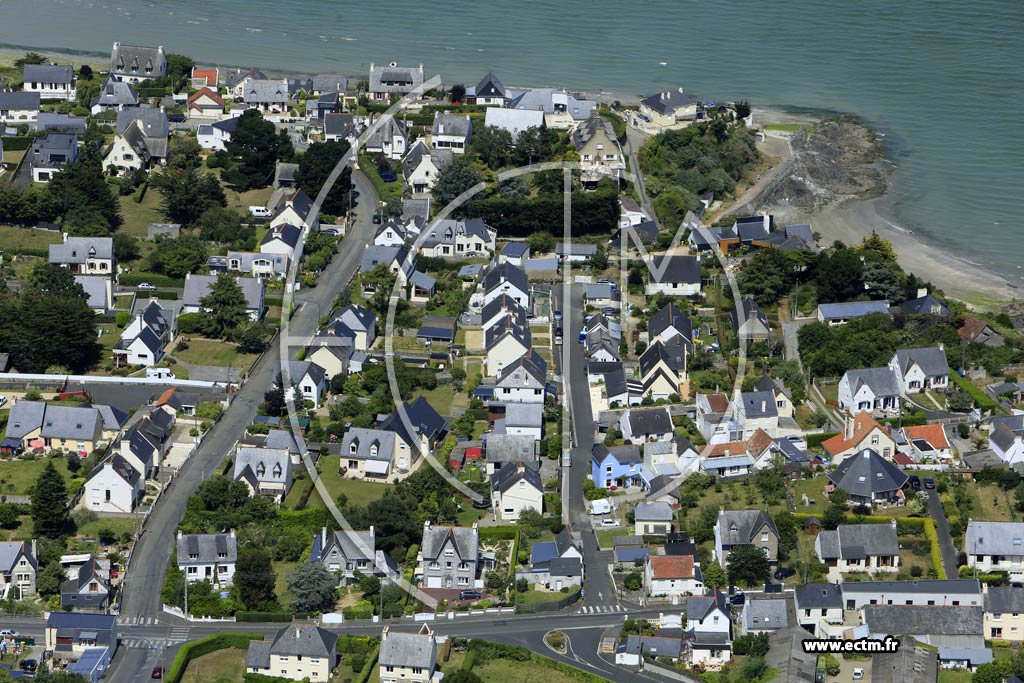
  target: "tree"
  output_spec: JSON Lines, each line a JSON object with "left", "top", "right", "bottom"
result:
{"left": 294, "top": 141, "right": 354, "bottom": 215}
{"left": 264, "top": 376, "right": 287, "bottom": 417}
{"left": 431, "top": 156, "right": 483, "bottom": 208}
{"left": 32, "top": 461, "right": 69, "bottom": 538}
{"left": 151, "top": 166, "right": 227, "bottom": 225}
{"left": 624, "top": 571, "right": 643, "bottom": 591}
{"left": 822, "top": 504, "right": 847, "bottom": 530}
{"left": 113, "top": 233, "right": 141, "bottom": 263}
{"left": 78, "top": 64, "right": 93, "bottom": 81}
{"left": 0, "top": 503, "right": 19, "bottom": 529}
{"left": 527, "top": 232, "right": 554, "bottom": 253}
{"left": 726, "top": 545, "right": 770, "bottom": 587}
{"left": 168, "top": 135, "right": 202, "bottom": 171}
{"left": 14, "top": 52, "right": 46, "bottom": 67}
{"left": 198, "top": 273, "right": 249, "bottom": 338}
{"left": 448, "top": 84, "right": 466, "bottom": 103}
{"left": 741, "top": 655, "right": 769, "bottom": 681}
{"left": 197, "top": 206, "right": 250, "bottom": 244}
{"left": 148, "top": 236, "right": 208, "bottom": 278}
{"left": 288, "top": 562, "right": 337, "bottom": 612}
{"left": 235, "top": 548, "right": 277, "bottom": 609}
{"left": 589, "top": 246, "right": 609, "bottom": 272}
{"left": 701, "top": 561, "right": 727, "bottom": 589}
{"left": 165, "top": 53, "right": 196, "bottom": 85}
{"left": 814, "top": 246, "right": 865, "bottom": 303}
{"left": 223, "top": 110, "right": 292, "bottom": 190}
{"left": 44, "top": 146, "right": 122, "bottom": 233}
{"left": 734, "top": 100, "right": 752, "bottom": 120}
{"left": 470, "top": 125, "right": 513, "bottom": 169}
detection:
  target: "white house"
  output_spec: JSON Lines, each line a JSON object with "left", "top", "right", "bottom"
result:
{"left": 990, "top": 415, "right": 1024, "bottom": 466}
{"left": 30, "top": 132, "right": 79, "bottom": 183}
{"left": 888, "top": 346, "right": 950, "bottom": 395}
{"left": 815, "top": 522, "right": 900, "bottom": 578}
{"left": 685, "top": 591, "right": 732, "bottom": 665}
{"left": 493, "top": 352, "right": 546, "bottom": 404}
{"left": 103, "top": 108, "right": 169, "bottom": 175}
{"left": 23, "top": 64, "right": 76, "bottom": 101}
{"left": 233, "top": 446, "right": 293, "bottom": 504}
{"left": 418, "top": 218, "right": 496, "bottom": 259}
{"left": 794, "top": 583, "right": 844, "bottom": 638}
{"left": 176, "top": 530, "right": 237, "bottom": 587}
{"left": 0, "top": 91, "right": 41, "bottom": 126}
{"left": 966, "top": 521, "right": 1024, "bottom": 582}
{"left": 620, "top": 407, "right": 674, "bottom": 443}
{"left": 838, "top": 367, "right": 901, "bottom": 415}
{"left": 490, "top": 464, "right": 543, "bottom": 522}
{"left": 483, "top": 108, "right": 544, "bottom": 139}
{"left": 430, "top": 112, "right": 472, "bottom": 154}
{"left": 401, "top": 140, "right": 451, "bottom": 194}
{"left": 485, "top": 316, "right": 531, "bottom": 378}
{"left": 284, "top": 361, "right": 328, "bottom": 409}
{"left": 378, "top": 625, "right": 437, "bottom": 683}
{"left": 109, "top": 43, "right": 166, "bottom": 83}
{"left": 182, "top": 273, "right": 265, "bottom": 321}
{"left": 197, "top": 117, "right": 239, "bottom": 151}
{"left": 83, "top": 454, "right": 142, "bottom": 513}
{"left": 368, "top": 62, "right": 424, "bottom": 102}
{"left": 482, "top": 262, "right": 530, "bottom": 307}
{"left": 645, "top": 555, "right": 703, "bottom": 598}
{"left": 364, "top": 116, "right": 407, "bottom": 160}
{"left": 259, "top": 223, "right": 302, "bottom": 264}
{"left": 271, "top": 190, "right": 319, "bottom": 231}
{"left": 49, "top": 235, "right": 115, "bottom": 276}
{"left": 646, "top": 255, "right": 701, "bottom": 297}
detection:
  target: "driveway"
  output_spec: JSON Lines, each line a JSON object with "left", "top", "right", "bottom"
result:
{"left": 927, "top": 485, "right": 959, "bottom": 578}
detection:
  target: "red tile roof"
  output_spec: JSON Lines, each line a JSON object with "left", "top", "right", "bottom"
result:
{"left": 648, "top": 555, "right": 695, "bottom": 579}
{"left": 188, "top": 87, "right": 225, "bottom": 107}
{"left": 903, "top": 423, "right": 950, "bottom": 450}
{"left": 191, "top": 67, "right": 219, "bottom": 87}
{"left": 700, "top": 392, "right": 729, "bottom": 413}
{"left": 893, "top": 452, "right": 915, "bottom": 466}
{"left": 822, "top": 413, "right": 891, "bottom": 456}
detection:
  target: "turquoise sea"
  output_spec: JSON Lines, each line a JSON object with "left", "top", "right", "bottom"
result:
{"left": 0, "top": 0, "right": 1021, "bottom": 278}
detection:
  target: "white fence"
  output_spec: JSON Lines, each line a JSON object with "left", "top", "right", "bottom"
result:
{"left": 0, "top": 372, "right": 231, "bottom": 389}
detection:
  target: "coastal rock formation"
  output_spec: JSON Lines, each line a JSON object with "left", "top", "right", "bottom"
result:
{"left": 759, "top": 117, "right": 887, "bottom": 217}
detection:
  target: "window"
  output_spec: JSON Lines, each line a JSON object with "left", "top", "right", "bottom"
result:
{"left": 761, "top": 532, "right": 769, "bottom": 542}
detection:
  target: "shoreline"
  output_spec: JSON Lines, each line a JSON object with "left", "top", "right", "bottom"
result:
{"left": 0, "top": 44, "right": 1014, "bottom": 310}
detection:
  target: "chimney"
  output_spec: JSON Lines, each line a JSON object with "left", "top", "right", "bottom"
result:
{"left": 845, "top": 415, "right": 853, "bottom": 440}
{"left": 382, "top": 626, "right": 390, "bottom": 640}
{"left": 917, "top": 287, "right": 928, "bottom": 299}
{"left": 938, "top": 342, "right": 944, "bottom": 351}
{"left": 229, "top": 529, "right": 236, "bottom": 538}
{"left": 177, "top": 530, "right": 183, "bottom": 540}
{"left": 761, "top": 400, "right": 766, "bottom": 413}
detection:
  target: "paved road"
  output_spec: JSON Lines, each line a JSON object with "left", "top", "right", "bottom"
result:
{"left": 927, "top": 485, "right": 959, "bottom": 578}
{"left": 624, "top": 127, "right": 655, "bottom": 224}
{"left": 111, "top": 168, "right": 379, "bottom": 683}
{"left": 556, "top": 284, "right": 619, "bottom": 609}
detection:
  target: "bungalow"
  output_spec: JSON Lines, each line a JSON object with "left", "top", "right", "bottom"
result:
{"left": 741, "top": 599, "right": 789, "bottom": 635}
{"left": 822, "top": 412, "right": 897, "bottom": 466}
{"left": 965, "top": 521, "right": 1024, "bottom": 581}
{"left": 585, "top": 282, "right": 618, "bottom": 309}
{"left": 903, "top": 423, "right": 952, "bottom": 461}
{"left": 645, "top": 554, "right": 703, "bottom": 598}
{"left": 937, "top": 648, "right": 993, "bottom": 672}
{"left": 620, "top": 407, "right": 674, "bottom": 443}
{"left": 648, "top": 301, "right": 694, "bottom": 347}
{"left": 103, "top": 108, "right": 169, "bottom": 175}
{"left": 49, "top": 235, "right": 115, "bottom": 276}
{"left": 646, "top": 255, "right": 701, "bottom": 297}
{"left": 699, "top": 441, "right": 754, "bottom": 478}
{"left": 0, "top": 540, "right": 38, "bottom": 599}
{"left": 815, "top": 522, "right": 900, "bottom": 577}
{"left": 401, "top": 140, "right": 452, "bottom": 194}
{"left": 430, "top": 112, "right": 472, "bottom": 153}
{"left": 37, "top": 112, "right": 88, "bottom": 134}
{"left": 827, "top": 448, "right": 908, "bottom": 506}
{"left": 416, "top": 521, "right": 479, "bottom": 589}
{"left": 176, "top": 530, "right": 238, "bottom": 587}
{"left": 0, "top": 90, "right": 40, "bottom": 126}
{"left": 60, "top": 558, "right": 110, "bottom": 612}
{"left": 90, "top": 76, "right": 138, "bottom": 114}
{"left": 888, "top": 346, "right": 949, "bottom": 395}
{"left": 713, "top": 509, "right": 779, "bottom": 568}
{"left": 2, "top": 400, "right": 105, "bottom": 455}
{"left": 109, "top": 42, "right": 166, "bottom": 83}
{"left": 616, "top": 636, "right": 683, "bottom": 667}
{"left": 23, "top": 64, "right": 76, "bottom": 101}
{"left": 468, "top": 72, "right": 508, "bottom": 106}
{"left": 416, "top": 315, "right": 457, "bottom": 345}
{"left": 685, "top": 591, "right": 732, "bottom": 666}
{"left": 364, "top": 116, "right": 407, "bottom": 159}
{"left": 45, "top": 612, "right": 117, "bottom": 659}
{"left": 639, "top": 88, "right": 702, "bottom": 128}
{"left": 83, "top": 454, "right": 141, "bottom": 514}
{"left": 839, "top": 578, "right": 982, "bottom": 610}
{"left": 409, "top": 271, "right": 436, "bottom": 303}
{"left": 838, "top": 366, "right": 902, "bottom": 416}
{"left": 483, "top": 107, "right": 544, "bottom": 139}
{"left": 816, "top": 300, "right": 891, "bottom": 326}
{"left": 498, "top": 242, "right": 530, "bottom": 266}
{"left": 243, "top": 79, "right": 290, "bottom": 114}
{"left": 572, "top": 115, "right": 625, "bottom": 187}
{"left": 245, "top": 623, "right": 338, "bottom": 682}
{"left": 960, "top": 316, "right": 1004, "bottom": 347}
{"left": 634, "top": 501, "right": 675, "bottom": 535}
{"left": 554, "top": 242, "right": 598, "bottom": 263}
{"left": 233, "top": 446, "right": 293, "bottom": 504}
{"left": 29, "top": 131, "right": 78, "bottom": 183}
{"left": 620, "top": 197, "right": 649, "bottom": 230}
{"left": 74, "top": 275, "right": 111, "bottom": 314}
{"left": 227, "top": 251, "right": 288, "bottom": 278}
{"left": 360, "top": 245, "right": 412, "bottom": 290}
{"left": 368, "top": 62, "right": 424, "bottom": 102}
{"left": 197, "top": 116, "right": 239, "bottom": 151}
{"left": 182, "top": 273, "right": 265, "bottom": 321}
{"left": 378, "top": 625, "right": 437, "bottom": 683}
{"left": 187, "top": 87, "right": 225, "bottom": 119}
{"left": 308, "top": 527, "right": 377, "bottom": 583}
{"left": 491, "top": 463, "right": 543, "bottom": 522}
{"left": 591, "top": 444, "right": 643, "bottom": 489}
{"left": 730, "top": 297, "right": 771, "bottom": 342}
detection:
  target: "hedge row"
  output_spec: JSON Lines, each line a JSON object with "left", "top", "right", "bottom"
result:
{"left": 153, "top": 290, "right": 179, "bottom": 300}
{"left": 881, "top": 413, "right": 927, "bottom": 427}
{"left": 166, "top": 632, "right": 263, "bottom": 683}
{"left": 120, "top": 272, "right": 185, "bottom": 288}
{"left": 922, "top": 517, "right": 947, "bottom": 579}
{"left": 951, "top": 372, "right": 1003, "bottom": 414}
{"left": 353, "top": 644, "right": 380, "bottom": 683}
{"left": 1, "top": 137, "right": 32, "bottom": 151}
{"left": 6, "top": 247, "right": 49, "bottom": 257}
{"left": 806, "top": 432, "right": 839, "bottom": 449}
{"left": 478, "top": 526, "right": 518, "bottom": 542}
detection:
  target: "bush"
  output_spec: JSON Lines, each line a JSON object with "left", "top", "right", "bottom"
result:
{"left": 115, "top": 312, "right": 131, "bottom": 327}
{"left": 166, "top": 633, "right": 263, "bottom": 683}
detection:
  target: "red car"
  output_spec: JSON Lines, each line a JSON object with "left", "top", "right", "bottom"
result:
{"left": 152, "top": 666, "right": 163, "bottom": 679}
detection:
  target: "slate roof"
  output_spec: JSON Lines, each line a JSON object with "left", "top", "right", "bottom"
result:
{"left": 73, "top": 275, "right": 107, "bottom": 310}
{"left": 495, "top": 351, "right": 547, "bottom": 389}
{"left": 224, "top": 67, "right": 267, "bottom": 89}
{"left": 39, "top": 403, "right": 103, "bottom": 441}
{"left": 369, "top": 63, "right": 424, "bottom": 94}
{"left": 622, "top": 407, "right": 673, "bottom": 436}
{"left": 634, "top": 501, "right": 674, "bottom": 522}
{"left": 892, "top": 347, "right": 949, "bottom": 377}
{"left": 491, "top": 462, "right": 543, "bottom": 495}
{"left": 717, "top": 509, "right": 779, "bottom": 546}
{"left": 828, "top": 447, "right": 909, "bottom": 497}
{"left": 554, "top": 242, "right": 598, "bottom": 258}
{"left": 260, "top": 223, "right": 302, "bottom": 249}
{"left": 621, "top": 635, "right": 682, "bottom": 659}
{"left": 740, "top": 390, "right": 778, "bottom": 419}
{"left": 592, "top": 443, "right": 642, "bottom": 466}
{"left": 115, "top": 107, "right": 169, "bottom": 155}
{"left": 110, "top": 43, "right": 165, "bottom": 77}
{"left": 182, "top": 274, "right": 263, "bottom": 312}
{"left": 571, "top": 115, "right": 617, "bottom": 152}
{"left": 840, "top": 579, "right": 980, "bottom": 596}
{"left": 483, "top": 108, "right": 544, "bottom": 137}
{"left": 92, "top": 76, "right": 137, "bottom": 108}
{"left": 483, "top": 261, "right": 529, "bottom": 296}
{"left": 339, "top": 428, "right": 394, "bottom": 462}
{"left": 843, "top": 366, "right": 902, "bottom": 398}
{"left": 648, "top": 255, "right": 700, "bottom": 285}
{"left": 686, "top": 591, "right": 729, "bottom": 622}
{"left": 900, "top": 294, "right": 950, "bottom": 316}
{"left": 794, "top": 583, "right": 843, "bottom": 610}
{"left": 0, "top": 91, "right": 41, "bottom": 110}
{"left": 24, "top": 64, "right": 74, "bottom": 85}
{"left": 817, "top": 300, "right": 891, "bottom": 321}
{"left": 431, "top": 111, "right": 472, "bottom": 137}
{"left": 378, "top": 396, "right": 447, "bottom": 448}
{"left": 60, "top": 558, "right": 109, "bottom": 608}
{"left": 246, "top": 624, "right": 337, "bottom": 667}
{"left": 309, "top": 528, "right": 375, "bottom": 564}
{"left": 984, "top": 586, "right": 1024, "bottom": 613}
{"left": 730, "top": 296, "right": 770, "bottom": 334}
{"left": 863, "top": 605, "right": 983, "bottom": 636}
{"left": 937, "top": 648, "right": 993, "bottom": 666}
{"left": 401, "top": 139, "right": 452, "bottom": 177}
{"left": 965, "top": 521, "right": 1024, "bottom": 557}
{"left": 648, "top": 302, "right": 693, "bottom": 343}
{"left": 744, "top": 599, "right": 789, "bottom": 630}
{"left": 421, "top": 524, "right": 478, "bottom": 562}
{"left": 0, "top": 541, "right": 36, "bottom": 574}
{"left": 360, "top": 245, "right": 407, "bottom": 273}
{"left": 324, "top": 112, "right": 355, "bottom": 138}
{"left": 176, "top": 532, "right": 237, "bottom": 565}
{"left": 312, "top": 74, "right": 348, "bottom": 93}
{"left": 641, "top": 88, "right": 701, "bottom": 115}
{"left": 484, "top": 433, "right": 536, "bottom": 465}
{"left": 474, "top": 71, "right": 506, "bottom": 99}
{"left": 417, "top": 315, "right": 456, "bottom": 342}
{"left": 233, "top": 446, "right": 290, "bottom": 486}
{"left": 36, "top": 113, "right": 87, "bottom": 133}
{"left": 244, "top": 79, "right": 288, "bottom": 104}
{"left": 506, "top": 88, "right": 596, "bottom": 119}
{"left": 816, "top": 523, "right": 899, "bottom": 560}
{"left": 49, "top": 236, "right": 114, "bottom": 264}
{"left": 379, "top": 626, "right": 436, "bottom": 670}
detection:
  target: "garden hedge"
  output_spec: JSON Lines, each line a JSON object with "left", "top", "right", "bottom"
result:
{"left": 166, "top": 632, "right": 263, "bottom": 683}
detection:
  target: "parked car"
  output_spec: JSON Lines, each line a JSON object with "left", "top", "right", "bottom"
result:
{"left": 554, "top": 309, "right": 562, "bottom": 321}
{"left": 0, "top": 395, "right": 7, "bottom": 408}
{"left": 459, "top": 590, "right": 482, "bottom": 601}
{"left": 852, "top": 668, "right": 864, "bottom": 680}
{"left": 167, "top": 114, "right": 186, "bottom": 123}
{"left": 908, "top": 475, "right": 922, "bottom": 491}
{"left": 774, "top": 567, "right": 796, "bottom": 580}
{"left": 0, "top": 630, "right": 20, "bottom": 638}
{"left": 728, "top": 593, "right": 745, "bottom": 606}
{"left": 600, "top": 518, "right": 619, "bottom": 527}
{"left": 136, "top": 283, "right": 157, "bottom": 291}
{"left": 20, "top": 660, "right": 37, "bottom": 673}
{"left": 248, "top": 206, "right": 272, "bottom": 218}
{"left": 372, "top": 214, "right": 382, "bottom": 224}
{"left": 152, "top": 665, "right": 164, "bottom": 679}
{"left": 924, "top": 477, "right": 936, "bottom": 489}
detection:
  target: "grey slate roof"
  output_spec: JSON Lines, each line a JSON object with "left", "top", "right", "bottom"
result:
{"left": 744, "top": 599, "right": 789, "bottom": 630}
{"left": 845, "top": 366, "right": 901, "bottom": 397}
{"left": 816, "top": 523, "right": 899, "bottom": 560}
{"left": 421, "top": 524, "right": 478, "bottom": 562}
{"left": 431, "top": 111, "right": 472, "bottom": 137}
{"left": 243, "top": 79, "right": 288, "bottom": 105}
{"left": 491, "top": 462, "right": 543, "bottom": 495}
{"left": 260, "top": 223, "right": 301, "bottom": 250}
{"left": 401, "top": 139, "right": 452, "bottom": 177}
{"left": 323, "top": 112, "right": 355, "bottom": 138}
{"left": 360, "top": 245, "right": 408, "bottom": 273}
{"left": 176, "top": 532, "right": 238, "bottom": 565}
{"left": 247, "top": 624, "right": 337, "bottom": 667}
{"left": 40, "top": 403, "right": 102, "bottom": 441}
{"left": 863, "top": 605, "right": 983, "bottom": 636}
{"left": 622, "top": 407, "right": 673, "bottom": 436}
{"left": 484, "top": 434, "right": 537, "bottom": 465}
{"left": 984, "top": 586, "right": 1024, "bottom": 613}
{"left": 483, "top": 262, "right": 529, "bottom": 296}
{"left": 592, "top": 443, "right": 642, "bottom": 465}
{"left": 36, "top": 113, "right": 87, "bottom": 133}
{"left": 74, "top": 275, "right": 107, "bottom": 310}
{"left": 740, "top": 390, "right": 778, "bottom": 418}
{"left": 794, "top": 583, "right": 843, "bottom": 610}
{"left": 49, "top": 236, "right": 114, "bottom": 264}
{"left": 0, "top": 541, "right": 36, "bottom": 574}
{"left": 686, "top": 591, "right": 729, "bottom": 621}
{"left": 309, "top": 528, "right": 375, "bottom": 564}
{"left": 900, "top": 294, "right": 950, "bottom": 317}
{"left": 92, "top": 76, "right": 138, "bottom": 108}
{"left": 649, "top": 255, "right": 700, "bottom": 285}
{"left": 183, "top": 274, "right": 263, "bottom": 313}
{"left": 379, "top": 627, "right": 436, "bottom": 670}
{"left": 474, "top": 71, "right": 506, "bottom": 99}
{"left": 312, "top": 74, "right": 348, "bottom": 93}
{"left": 717, "top": 509, "right": 779, "bottom": 546}
{"left": 965, "top": 521, "right": 1024, "bottom": 557}
{"left": 110, "top": 43, "right": 165, "bottom": 78}
{"left": 369, "top": 63, "right": 424, "bottom": 95}
{"left": 233, "top": 446, "right": 290, "bottom": 487}
{"left": 506, "top": 88, "right": 595, "bottom": 119}
{"left": 828, "top": 448, "right": 908, "bottom": 498}
{"left": 24, "top": 64, "right": 74, "bottom": 85}
{"left": 648, "top": 302, "right": 693, "bottom": 343}
{"left": 817, "top": 300, "right": 891, "bottom": 321}
{"left": 893, "top": 346, "right": 949, "bottom": 377}
{"left": 641, "top": 88, "right": 701, "bottom": 115}
{"left": 829, "top": 580, "right": 977, "bottom": 596}
{"left": 0, "top": 91, "right": 41, "bottom": 110}
{"left": 225, "top": 67, "right": 267, "bottom": 89}
{"left": 340, "top": 428, "right": 394, "bottom": 462}
{"left": 634, "top": 501, "right": 674, "bottom": 522}
{"left": 5, "top": 400, "right": 47, "bottom": 440}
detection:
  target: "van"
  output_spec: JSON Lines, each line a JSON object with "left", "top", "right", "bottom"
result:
{"left": 248, "top": 206, "right": 272, "bottom": 218}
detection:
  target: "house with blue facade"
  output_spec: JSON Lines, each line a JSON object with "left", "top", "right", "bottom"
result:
{"left": 591, "top": 444, "right": 643, "bottom": 489}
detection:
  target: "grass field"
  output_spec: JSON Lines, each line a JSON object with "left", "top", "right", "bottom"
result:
{"left": 0, "top": 456, "right": 73, "bottom": 496}
{"left": 964, "top": 482, "right": 1018, "bottom": 523}
{"left": 179, "top": 647, "right": 247, "bottom": 683}
{"left": 273, "top": 560, "right": 300, "bottom": 610}
{"left": 937, "top": 670, "right": 973, "bottom": 683}
{"left": 302, "top": 455, "right": 391, "bottom": 508}
{"left": 0, "top": 224, "right": 63, "bottom": 251}
{"left": 414, "top": 385, "right": 456, "bottom": 416}
{"left": 2, "top": 150, "right": 25, "bottom": 165}
{"left": 117, "top": 190, "right": 165, "bottom": 237}
{"left": 174, "top": 338, "right": 259, "bottom": 369}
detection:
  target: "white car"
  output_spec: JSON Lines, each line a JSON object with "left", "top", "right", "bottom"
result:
{"left": 852, "top": 668, "right": 864, "bottom": 680}
{"left": 0, "top": 395, "right": 7, "bottom": 408}
{"left": 0, "top": 629, "right": 20, "bottom": 638}
{"left": 137, "top": 283, "right": 157, "bottom": 291}
{"left": 600, "top": 519, "right": 619, "bottom": 527}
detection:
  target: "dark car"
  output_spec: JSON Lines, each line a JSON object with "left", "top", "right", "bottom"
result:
{"left": 924, "top": 477, "right": 936, "bottom": 489}
{"left": 908, "top": 475, "right": 922, "bottom": 491}
{"left": 459, "top": 590, "right": 482, "bottom": 601}
{"left": 152, "top": 665, "right": 163, "bottom": 679}
{"left": 729, "top": 592, "right": 745, "bottom": 606}
{"left": 774, "top": 567, "right": 796, "bottom": 581}
{"left": 167, "top": 114, "right": 186, "bottom": 123}
{"left": 20, "top": 660, "right": 38, "bottom": 673}
{"left": 372, "top": 214, "right": 382, "bottom": 224}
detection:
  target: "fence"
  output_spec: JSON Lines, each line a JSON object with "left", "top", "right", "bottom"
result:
{"left": 0, "top": 372, "right": 230, "bottom": 389}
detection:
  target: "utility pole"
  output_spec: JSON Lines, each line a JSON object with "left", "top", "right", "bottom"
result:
{"left": 184, "top": 576, "right": 189, "bottom": 617}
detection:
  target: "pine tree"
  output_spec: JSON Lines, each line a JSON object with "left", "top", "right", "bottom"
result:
{"left": 32, "top": 460, "right": 69, "bottom": 538}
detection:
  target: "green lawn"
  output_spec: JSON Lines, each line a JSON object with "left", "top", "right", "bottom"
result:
{"left": 117, "top": 189, "right": 165, "bottom": 237}
{"left": 0, "top": 457, "right": 73, "bottom": 496}
{"left": 273, "top": 560, "right": 300, "bottom": 610}
{"left": 301, "top": 455, "right": 391, "bottom": 508}
{"left": 471, "top": 655, "right": 594, "bottom": 683}
{"left": 516, "top": 587, "right": 577, "bottom": 606}
{"left": 174, "top": 338, "right": 259, "bottom": 369}
{"left": 937, "top": 670, "right": 973, "bottom": 683}
{"left": 179, "top": 647, "right": 247, "bottom": 683}
{"left": 114, "top": 295, "right": 135, "bottom": 311}
{"left": 358, "top": 153, "right": 402, "bottom": 203}
{"left": 791, "top": 477, "right": 830, "bottom": 514}
{"left": 964, "top": 482, "right": 1018, "bottom": 523}
{"left": 414, "top": 386, "right": 456, "bottom": 416}
{"left": 0, "top": 224, "right": 63, "bottom": 251}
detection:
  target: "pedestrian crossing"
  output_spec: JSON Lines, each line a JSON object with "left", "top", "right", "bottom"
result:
{"left": 122, "top": 630, "right": 189, "bottom": 650}
{"left": 117, "top": 616, "right": 160, "bottom": 626}
{"left": 169, "top": 627, "right": 191, "bottom": 642}
{"left": 578, "top": 604, "right": 625, "bottom": 614}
